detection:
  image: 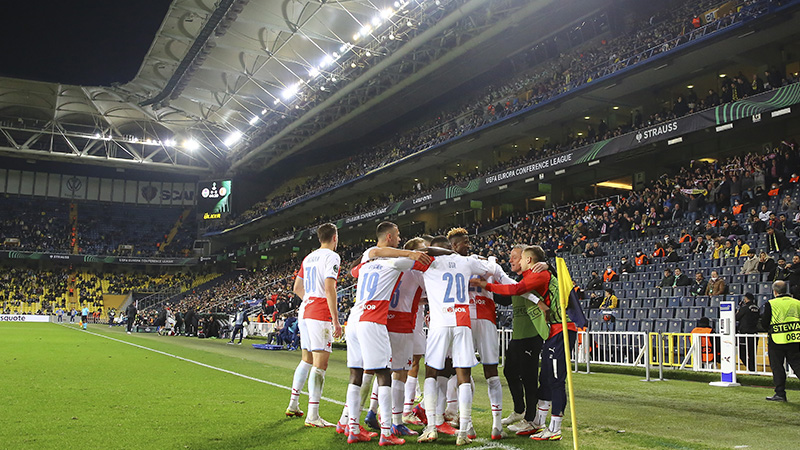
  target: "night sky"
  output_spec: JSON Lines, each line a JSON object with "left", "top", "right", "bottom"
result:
{"left": 0, "top": 0, "right": 173, "bottom": 86}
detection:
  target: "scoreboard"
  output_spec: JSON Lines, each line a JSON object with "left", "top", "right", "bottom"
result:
{"left": 198, "top": 180, "right": 232, "bottom": 220}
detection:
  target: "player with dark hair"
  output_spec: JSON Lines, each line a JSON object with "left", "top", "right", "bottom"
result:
{"left": 286, "top": 223, "right": 343, "bottom": 427}
{"left": 340, "top": 223, "right": 433, "bottom": 445}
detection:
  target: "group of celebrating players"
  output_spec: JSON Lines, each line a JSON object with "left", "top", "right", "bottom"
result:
{"left": 284, "top": 221, "right": 575, "bottom": 445}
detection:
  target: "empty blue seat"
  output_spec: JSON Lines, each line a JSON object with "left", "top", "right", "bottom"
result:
{"left": 667, "top": 319, "right": 683, "bottom": 333}
{"left": 618, "top": 299, "right": 631, "bottom": 309}
{"left": 689, "top": 307, "right": 705, "bottom": 319}
{"left": 640, "top": 320, "right": 655, "bottom": 333}
{"left": 648, "top": 308, "right": 661, "bottom": 319}
{"left": 642, "top": 298, "right": 656, "bottom": 309}
{"left": 615, "top": 319, "right": 629, "bottom": 332}
{"left": 683, "top": 319, "right": 698, "bottom": 332}
{"left": 629, "top": 298, "right": 643, "bottom": 309}
{"left": 635, "top": 309, "right": 649, "bottom": 319}
{"left": 728, "top": 284, "right": 742, "bottom": 295}
{"left": 660, "top": 307, "right": 675, "bottom": 319}
{"left": 673, "top": 286, "right": 688, "bottom": 296}
{"left": 709, "top": 296, "right": 724, "bottom": 308}
{"left": 655, "top": 298, "right": 668, "bottom": 309}
{"left": 675, "top": 307, "right": 689, "bottom": 319}
{"left": 707, "top": 306, "right": 720, "bottom": 318}
{"left": 758, "top": 283, "right": 772, "bottom": 295}
{"left": 681, "top": 297, "right": 695, "bottom": 307}
{"left": 654, "top": 319, "right": 669, "bottom": 334}
{"left": 695, "top": 297, "right": 710, "bottom": 307}
{"left": 627, "top": 319, "right": 640, "bottom": 332}
{"left": 668, "top": 297, "right": 681, "bottom": 308}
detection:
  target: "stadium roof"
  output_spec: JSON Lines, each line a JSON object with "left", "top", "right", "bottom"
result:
{"left": 0, "top": 0, "right": 420, "bottom": 174}
{"left": 0, "top": 0, "right": 598, "bottom": 176}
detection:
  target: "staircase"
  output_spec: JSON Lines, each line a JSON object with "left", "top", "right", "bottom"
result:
{"left": 159, "top": 207, "right": 193, "bottom": 254}
{"left": 69, "top": 203, "right": 78, "bottom": 254}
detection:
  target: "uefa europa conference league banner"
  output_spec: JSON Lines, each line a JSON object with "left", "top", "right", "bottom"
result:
{"left": 0, "top": 251, "right": 198, "bottom": 266}
{"left": 260, "top": 84, "right": 800, "bottom": 248}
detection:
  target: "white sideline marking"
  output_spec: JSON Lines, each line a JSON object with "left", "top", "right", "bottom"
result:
{"left": 61, "top": 324, "right": 526, "bottom": 450}
{"left": 58, "top": 324, "right": 346, "bottom": 405}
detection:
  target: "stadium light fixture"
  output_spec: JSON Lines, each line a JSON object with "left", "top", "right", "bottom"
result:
{"left": 372, "top": 16, "right": 382, "bottom": 27}
{"left": 687, "top": 84, "right": 694, "bottom": 89}
{"left": 584, "top": 116, "right": 590, "bottom": 120}
{"left": 719, "top": 73, "right": 727, "bottom": 78}
{"left": 273, "top": 99, "right": 280, "bottom": 105}
{"left": 249, "top": 116, "right": 259, "bottom": 125}
{"left": 183, "top": 139, "right": 200, "bottom": 151}
{"left": 308, "top": 67, "right": 320, "bottom": 77}
{"left": 353, "top": 33, "right": 361, "bottom": 41}
{"left": 320, "top": 54, "right": 334, "bottom": 68}
{"left": 360, "top": 25, "right": 372, "bottom": 36}
{"left": 164, "top": 138, "right": 177, "bottom": 147}
{"left": 261, "top": 109, "right": 267, "bottom": 115}
{"left": 224, "top": 131, "right": 243, "bottom": 147}
{"left": 381, "top": 8, "right": 393, "bottom": 19}
{"left": 282, "top": 82, "right": 301, "bottom": 100}
{"left": 612, "top": 106, "right": 619, "bottom": 110}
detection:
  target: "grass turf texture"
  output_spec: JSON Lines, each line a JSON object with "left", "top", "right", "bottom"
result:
{"left": 1, "top": 323, "right": 799, "bottom": 450}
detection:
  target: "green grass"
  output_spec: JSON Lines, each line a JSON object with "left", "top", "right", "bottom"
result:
{"left": 1, "top": 323, "right": 799, "bottom": 450}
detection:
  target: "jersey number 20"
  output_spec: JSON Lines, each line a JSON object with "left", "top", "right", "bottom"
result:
{"left": 442, "top": 273, "right": 466, "bottom": 303}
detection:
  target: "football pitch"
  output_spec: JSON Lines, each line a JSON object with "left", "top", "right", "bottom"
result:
{"left": 1, "top": 323, "right": 799, "bottom": 449}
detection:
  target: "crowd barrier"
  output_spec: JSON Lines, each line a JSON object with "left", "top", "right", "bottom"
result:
{"left": 495, "top": 329, "right": 796, "bottom": 381}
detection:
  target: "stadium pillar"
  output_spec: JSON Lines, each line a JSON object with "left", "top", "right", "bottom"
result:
{"left": 709, "top": 301, "right": 740, "bottom": 387}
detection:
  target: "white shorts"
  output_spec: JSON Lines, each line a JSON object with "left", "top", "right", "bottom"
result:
{"left": 347, "top": 321, "right": 391, "bottom": 370}
{"left": 425, "top": 326, "right": 477, "bottom": 370}
{"left": 389, "top": 332, "right": 414, "bottom": 371}
{"left": 298, "top": 318, "right": 333, "bottom": 352}
{"left": 413, "top": 312, "right": 426, "bottom": 355}
{"left": 472, "top": 319, "right": 499, "bottom": 365}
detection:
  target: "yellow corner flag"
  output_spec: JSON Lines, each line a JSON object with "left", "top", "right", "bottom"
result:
{"left": 556, "top": 257, "right": 579, "bottom": 449}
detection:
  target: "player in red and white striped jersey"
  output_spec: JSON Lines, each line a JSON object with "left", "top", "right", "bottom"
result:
{"left": 414, "top": 236, "right": 496, "bottom": 446}
{"left": 339, "top": 222, "right": 432, "bottom": 445}
{"left": 447, "top": 228, "right": 516, "bottom": 440}
{"left": 286, "top": 223, "right": 343, "bottom": 427}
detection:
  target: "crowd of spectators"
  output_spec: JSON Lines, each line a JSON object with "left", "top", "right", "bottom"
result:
{"left": 187, "top": 132, "right": 800, "bottom": 331}
{"left": 0, "top": 196, "right": 198, "bottom": 257}
{"left": 217, "top": 0, "right": 782, "bottom": 231}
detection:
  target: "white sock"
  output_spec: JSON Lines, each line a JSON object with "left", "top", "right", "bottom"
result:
{"left": 378, "top": 385, "right": 392, "bottom": 437}
{"left": 369, "top": 379, "right": 379, "bottom": 413}
{"left": 446, "top": 376, "right": 458, "bottom": 416}
{"left": 487, "top": 376, "right": 502, "bottom": 431}
{"left": 424, "top": 377, "right": 438, "bottom": 426}
{"left": 436, "top": 376, "right": 448, "bottom": 423}
{"left": 289, "top": 360, "right": 311, "bottom": 409}
{"left": 339, "top": 403, "right": 349, "bottom": 426}
{"left": 457, "top": 383, "right": 472, "bottom": 432}
{"left": 347, "top": 383, "right": 362, "bottom": 436}
{"left": 549, "top": 414, "right": 563, "bottom": 433}
{"left": 360, "top": 373, "right": 375, "bottom": 408}
{"left": 307, "top": 367, "right": 325, "bottom": 420}
{"left": 404, "top": 376, "right": 417, "bottom": 414}
{"left": 535, "top": 400, "right": 551, "bottom": 428}
{"left": 392, "top": 379, "right": 405, "bottom": 425}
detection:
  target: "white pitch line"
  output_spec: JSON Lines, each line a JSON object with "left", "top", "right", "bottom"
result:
{"left": 61, "top": 324, "right": 527, "bottom": 450}
{"left": 58, "top": 324, "right": 346, "bottom": 405}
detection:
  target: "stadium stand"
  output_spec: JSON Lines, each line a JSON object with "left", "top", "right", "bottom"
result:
{"left": 0, "top": 196, "right": 196, "bottom": 257}
{"left": 215, "top": 0, "right": 784, "bottom": 230}
{"left": 179, "top": 134, "right": 800, "bottom": 336}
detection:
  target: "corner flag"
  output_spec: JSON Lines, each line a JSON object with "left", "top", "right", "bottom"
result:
{"left": 556, "top": 257, "right": 579, "bottom": 449}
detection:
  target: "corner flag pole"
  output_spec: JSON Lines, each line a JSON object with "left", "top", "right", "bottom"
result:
{"left": 556, "top": 257, "right": 579, "bottom": 449}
